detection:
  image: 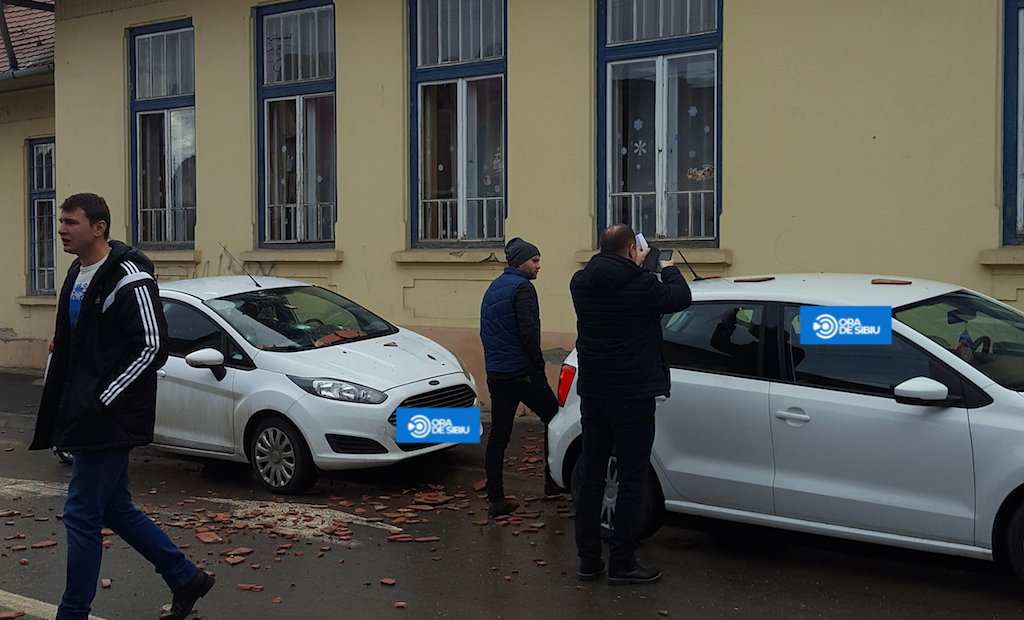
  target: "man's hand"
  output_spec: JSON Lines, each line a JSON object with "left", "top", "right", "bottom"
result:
{"left": 635, "top": 246, "right": 651, "bottom": 267}
{"left": 659, "top": 258, "right": 675, "bottom": 270}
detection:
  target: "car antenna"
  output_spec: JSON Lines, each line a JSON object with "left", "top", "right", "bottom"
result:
{"left": 676, "top": 250, "right": 704, "bottom": 281}
{"left": 219, "top": 242, "right": 261, "bottom": 288}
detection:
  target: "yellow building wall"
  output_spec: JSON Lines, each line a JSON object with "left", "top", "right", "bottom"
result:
{"left": 0, "top": 84, "right": 56, "bottom": 368}
{"left": 22, "top": 0, "right": 1023, "bottom": 380}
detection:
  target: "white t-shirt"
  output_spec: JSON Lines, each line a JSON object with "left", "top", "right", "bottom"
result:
{"left": 69, "top": 254, "right": 108, "bottom": 328}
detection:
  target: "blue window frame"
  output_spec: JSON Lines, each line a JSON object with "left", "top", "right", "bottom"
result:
{"left": 27, "top": 137, "right": 56, "bottom": 296}
{"left": 409, "top": 0, "right": 507, "bottom": 247}
{"left": 1004, "top": 0, "right": 1024, "bottom": 245}
{"left": 129, "top": 19, "right": 197, "bottom": 248}
{"left": 597, "top": 0, "right": 722, "bottom": 246}
{"left": 256, "top": 0, "right": 337, "bottom": 248}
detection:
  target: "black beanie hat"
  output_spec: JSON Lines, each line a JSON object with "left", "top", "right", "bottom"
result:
{"left": 505, "top": 237, "right": 540, "bottom": 269}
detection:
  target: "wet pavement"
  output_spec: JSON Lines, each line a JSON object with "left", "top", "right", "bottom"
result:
{"left": 1, "top": 372, "right": 1023, "bottom": 619}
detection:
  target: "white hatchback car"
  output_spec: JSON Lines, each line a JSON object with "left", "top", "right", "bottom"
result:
{"left": 54, "top": 276, "right": 478, "bottom": 494}
{"left": 548, "top": 273, "right": 1024, "bottom": 578}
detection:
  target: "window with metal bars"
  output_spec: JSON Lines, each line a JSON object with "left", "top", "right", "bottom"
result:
{"left": 257, "top": 1, "right": 337, "bottom": 246}
{"left": 28, "top": 138, "right": 56, "bottom": 296}
{"left": 411, "top": 0, "right": 506, "bottom": 245}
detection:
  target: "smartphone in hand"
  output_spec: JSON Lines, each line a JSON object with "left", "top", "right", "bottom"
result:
{"left": 635, "top": 233, "right": 650, "bottom": 252}
{"left": 658, "top": 249, "right": 673, "bottom": 262}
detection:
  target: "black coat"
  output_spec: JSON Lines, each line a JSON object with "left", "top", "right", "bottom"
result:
{"left": 30, "top": 241, "right": 169, "bottom": 452}
{"left": 569, "top": 254, "right": 692, "bottom": 401}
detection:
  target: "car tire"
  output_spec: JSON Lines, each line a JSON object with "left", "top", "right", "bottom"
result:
{"left": 249, "top": 417, "right": 318, "bottom": 495}
{"left": 1004, "top": 501, "right": 1024, "bottom": 581}
{"left": 571, "top": 452, "right": 665, "bottom": 542}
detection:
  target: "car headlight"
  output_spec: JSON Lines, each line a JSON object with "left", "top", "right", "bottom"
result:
{"left": 288, "top": 376, "right": 388, "bottom": 404}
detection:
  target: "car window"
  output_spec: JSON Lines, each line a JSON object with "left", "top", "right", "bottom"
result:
{"left": 783, "top": 306, "right": 961, "bottom": 399}
{"left": 662, "top": 303, "right": 764, "bottom": 378}
{"left": 894, "top": 290, "right": 1024, "bottom": 392}
{"left": 162, "top": 301, "right": 223, "bottom": 358}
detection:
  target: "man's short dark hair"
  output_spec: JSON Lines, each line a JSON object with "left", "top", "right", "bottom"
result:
{"left": 600, "top": 224, "right": 636, "bottom": 257}
{"left": 60, "top": 193, "right": 111, "bottom": 239}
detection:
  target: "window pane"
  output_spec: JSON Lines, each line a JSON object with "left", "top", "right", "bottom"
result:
{"left": 465, "top": 77, "right": 502, "bottom": 240}
{"left": 639, "top": 0, "right": 660, "bottom": 40}
{"left": 164, "top": 31, "right": 180, "bottom": 96}
{"left": 421, "top": 83, "right": 458, "bottom": 202}
{"left": 462, "top": 0, "right": 481, "bottom": 61}
{"left": 783, "top": 307, "right": 960, "bottom": 398}
{"left": 419, "top": 0, "right": 439, "bottom": 66}
{"left": 481, "top": 0, "right": 502, "bottom": 58}
{"left": 281, "top": 14, "right": 299, "bottom": 83}
{"left": 151, "top": 34, "right": 166, "bottom": 98}
{"left": 662, "top": 303, "right": 764, "bottom": 378}
{"left": 268, "top": 99, "right": 298, "bottom": 209}
{"left": 137, "top": 37, "right": 152, "bottom": 99}
{"left": 303, "top": 94, "right": 336, "bottom": 241}
{"left": 666, "top": 52, "right": 716, "bottom": 238}
{"left": 170, "top": 108, "right": 197, "bottom": 243}
{"left": 265, "top": 15, "right": 282, "bottom": 84}
{"left": 609, "top": 0, "right": 634, "bottom": 44}
{"left": 299, "top": 10, "right": 316, "bottom": 80}
{"left": 688, "top": 0, "right": 716, "bottom": 34}
{"left": 139, "top": 113, "right": 167, "bottom": 242}
{"left": 612, "top": 0, "right": 715, "bottom": 44}
{"left": 33, "top": 143, "right": 54, "bottom": 190}
{"left": 440, "top": 0, "right": 459, "bottom": 63}
{"left": 610, "top": 60, "right": 656, "bottom": 203}
{"left": 180, "top": 29, "right": 195, "bottom": 95}
{"left": 317, "top": 8, "right": 335, "bottom": 79}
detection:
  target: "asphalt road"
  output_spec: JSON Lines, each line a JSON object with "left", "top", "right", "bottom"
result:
{"left": 1, "top": 372, "right": 1023, "bottom": 620}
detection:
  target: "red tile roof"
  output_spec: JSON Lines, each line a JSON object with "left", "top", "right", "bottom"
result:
{"left": 0, "top": 0, "right": 55, "bottom": 74}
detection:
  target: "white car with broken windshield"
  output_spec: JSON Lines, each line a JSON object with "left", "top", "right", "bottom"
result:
{"left": 547, "top": 274, "right": 1024, "bottom": 580}
{"left": 144, "top": 276, "right": 477, "bottom": 494}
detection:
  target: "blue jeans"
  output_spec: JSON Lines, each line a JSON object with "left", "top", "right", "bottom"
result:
{"left": 574, "top": 397, "right": 656, "bottom": 575}
{"left": 57, "top": 448, "right": 197, "bottom": 620}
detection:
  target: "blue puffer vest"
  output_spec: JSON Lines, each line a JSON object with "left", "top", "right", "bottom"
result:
{"left": 480, "top": 267, "right": 531, "bottom": 375}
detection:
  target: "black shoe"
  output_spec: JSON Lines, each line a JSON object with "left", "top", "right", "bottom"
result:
{"left": 578, "top": 560, "right": 606, "bottom": 582}
{"left": 159, "top": 569, "right": 215, "bottom": 620}
{"left": 608, "top": 564, "right": 662, "bottom": 586}
{"left": 543, "top": 481, "right": 564, "bottom": 498}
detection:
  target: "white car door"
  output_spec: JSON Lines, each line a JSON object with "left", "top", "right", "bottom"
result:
{"left": 770, "top": 305, "right": 975, "bottom": 545}
{"left": 154, "top": 300, "right": 242, "bottom": 454}
{"left": 654, "top": 302, "right": 775, "bottom": 514}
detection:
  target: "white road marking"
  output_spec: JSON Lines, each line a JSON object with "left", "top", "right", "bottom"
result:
{"left": 0, "top": 588, "right": 107, "bottom": 620}
{"left": 0, "top": 477, "right": 67, "bottom": 499}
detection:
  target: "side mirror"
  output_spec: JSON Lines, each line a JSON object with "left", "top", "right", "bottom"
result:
{"left": 894, "top": 377, "right": 950, "bottom": 406}
{"left": 185, "top": 348, "right": 227, "bottom": 381}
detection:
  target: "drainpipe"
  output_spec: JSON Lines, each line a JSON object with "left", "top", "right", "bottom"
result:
{"left": 0, "top": 62, "right": 53, "bottom": 81}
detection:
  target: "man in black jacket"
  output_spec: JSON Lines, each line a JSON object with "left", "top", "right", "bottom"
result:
{"left": 479, "top": 237, "right": 560, "bottom": 518}
{"left": 30, "top": 194, "right": 214, "bottom": 620}
{"left": 569, "top": 224, "right": 692, "bottom": 586}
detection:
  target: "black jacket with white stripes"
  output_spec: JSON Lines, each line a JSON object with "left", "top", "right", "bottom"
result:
{"left": 30, "top": 241, "right": 169, "bottom": 452}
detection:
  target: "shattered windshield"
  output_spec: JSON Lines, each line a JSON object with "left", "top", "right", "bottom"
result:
{"left": 895, "top": 291, "right": 1024, "bottom": 391}
{"left": 205, "top": 286, "right": 396, "bottom": 351}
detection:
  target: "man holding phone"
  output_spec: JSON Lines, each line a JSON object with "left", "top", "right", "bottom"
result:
{"left": 569, "top": 224, "right": 692, "bottom": 586}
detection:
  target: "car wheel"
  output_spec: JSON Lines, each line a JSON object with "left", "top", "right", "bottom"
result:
{"left": 571, "top": 453, "right": 665, "bottom": 542}
{"left": 1004, "top": 501, "right": 1024, "bottom": 581}
{"left": 249, "top": 417, "right": 318, "bottom": 495}
{"left": 56, "top": 450, "right": 74, "bottom": 465}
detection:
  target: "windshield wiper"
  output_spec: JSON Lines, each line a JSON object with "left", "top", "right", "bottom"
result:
{"left": 257, "top": 344, "right": 310, "bottom": 352}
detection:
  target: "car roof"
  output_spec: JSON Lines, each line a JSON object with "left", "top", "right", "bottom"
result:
{"left": 159, "top": 276, "right": 310, "bottom": 300}
{"left": 687, "top": 273, "right": 964, "bottom": 308}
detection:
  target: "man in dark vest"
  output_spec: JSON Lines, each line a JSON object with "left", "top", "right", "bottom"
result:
{"left": 479, "top": 237, "right": 560, "bottom": 518}
{"left": 570, "top": 224, "right": 692, "bottom": 586}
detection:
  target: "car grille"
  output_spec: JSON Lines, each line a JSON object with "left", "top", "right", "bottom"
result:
{"left": 325, "top": 434, "right": 388, "bottom": 455}
{"left": 387, "top": 384, "right": 477, "bottom": 426}
{"left": 395, "top": 442, "right": 441, "bottom": 452}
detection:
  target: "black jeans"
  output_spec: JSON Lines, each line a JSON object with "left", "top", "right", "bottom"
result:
{"left": 574, "top": 397, "right": 656, "bottom": 574}
{"left": 485, "top": 372, "right": 558, "bottom": 503}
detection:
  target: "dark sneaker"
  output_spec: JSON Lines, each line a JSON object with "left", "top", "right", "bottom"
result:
{"left": 608, "top": 564, "right": 662, "bottom": 586}
{"left": 159, "top": 569, "right": 215, "bottom": 620}
{"left": 543, "top": 481, "right": 565, "bottom": 498}
{"left": 578, "top": 560, "right": 606, "bottom": 582}
{"left": 488, "top": 498, "right": 520, "bottom": 518}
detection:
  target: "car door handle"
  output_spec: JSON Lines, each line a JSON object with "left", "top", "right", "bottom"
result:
{"left": 156, "top": 369, "right": 166, "bottom": 378}
{"left": 774, "top": 410, "right": 810, "bottom": 423}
